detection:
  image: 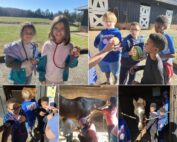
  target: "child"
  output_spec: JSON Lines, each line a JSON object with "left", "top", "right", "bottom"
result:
{"left": 37, "top": 15, "right": 80, "bottom": 84}
{"left": 143, "top": 103, "right": 158, "bottom": 142}
{"left": 154, "top": 15, "right": 176, "bottom": 84}
{"left": 78, "top": 117, "right": 98, "bottom": 142}
{"left": 62, "top": 117, "right": 75, "bottom": 142}
{"left": 120, "top": 22, "right": 144, "bottom": 85}
{"left": 4, "top": 22, "right": 39, "bottom": 85}
{"left": 158, "top": 107, "right": 168, "bottom": 142}
{"left": 94, "top": 11, "right": 122, "bottom": 84}
{"left": 3, "top": 98, "right": 27, "bottom": 142}
{"left": 131, "top": 33, "right": 166, "bottom": 84}
{"left": 21, "top": 88, "right": 38, "bottom": 135}
{"left": 95, "top": 96, "right": 118, "bottom": 141}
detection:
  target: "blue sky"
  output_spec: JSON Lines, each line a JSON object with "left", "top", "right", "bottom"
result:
{"left": 0, "top": 0, "right": 87, "bottom": 12}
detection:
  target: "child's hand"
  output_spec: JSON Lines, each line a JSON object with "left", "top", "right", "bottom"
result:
{"left": 71, "top": 46, "right": 80, "bottom": 57}
{"left": 129, "top": 47, "right": 137, "bottom": 56}
{"left": 130, "top": 66, "right": 138, "bottom": 75}
{"left": 47, "top": 113, "right": 53, "bottom": 121}
{"left": 19, "top": 115, "right": 26, "bottom": 123}
{"left": 31, "top": 59, "right": 38, "bottom": 65}
{"left": 39, "top": 111, "right": 46, "bottom": 116}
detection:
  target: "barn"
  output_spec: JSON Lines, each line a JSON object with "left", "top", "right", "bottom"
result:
{"left": 76, "top": 5, "right": 88, "bottom": 32}
{"left": 89, "top": 0, "right": 177, "bottom": 30}
{"left": 119, "top": 85, "right": 177, "bottom": 142}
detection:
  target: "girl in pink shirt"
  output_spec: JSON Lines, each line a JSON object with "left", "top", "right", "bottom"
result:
{"left": 38, "top": 15, "right": 79, "bottom": 84}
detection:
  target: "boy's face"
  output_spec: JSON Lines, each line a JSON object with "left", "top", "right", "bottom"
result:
{"left": 160, "top": 111, "right": 165, "bottom": 116}
{"left": 7, "top": 103, "right": 21, "bottom": 115}
{"left": 53, "top": 22, "right": 65, "bottom": 43}
{"left": 130, "top": 25, "right": 140, "bottom": 38}
{"left": 104, "top": 21, "right": 116, "bottom": 29}
{"left": 154, "top": 22, "right": 167, "bottom": 33}
{"left": 150, "top": 107, "right": 155, "bottom": 112}
{"left": 41, "top": 101, "right": 49, "bottom": 109}
{"left": 22, "top": 27, "right": 35, "bottom": 43}
{"left": 145, "top": 38, "right": 159, "bottom": 54}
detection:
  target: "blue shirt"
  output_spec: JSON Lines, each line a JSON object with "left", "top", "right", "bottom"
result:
{"left": 121, "top": 34, "right": 144, "bottom": 67}
{"left": 47, "top": 113, "right": 59, "bottom": 142}
{"left": 158, "top": 114, "right": 168, "bottom": 132}
{"left": 21, "top": 100, "right": 38, "bottom": 127}
{"left": 94, "top": 28, "right": 122, "bottom": 62}
{"left": 118, "top": 118, "right": 131, "bottom": 142}
{"left": 160, "top": 33, "right": 176, "bottom": 64}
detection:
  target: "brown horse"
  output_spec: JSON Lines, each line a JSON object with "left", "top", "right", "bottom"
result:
{"left": 59, "top": 95, "right": 106, "bottom": 120}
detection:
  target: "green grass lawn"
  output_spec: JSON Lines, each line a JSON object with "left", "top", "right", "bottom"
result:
{"left": 0, "top": 17, "right": 88, "bottom": 54}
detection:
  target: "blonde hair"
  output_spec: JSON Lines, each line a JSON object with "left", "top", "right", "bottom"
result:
{"left": 48, "top": 15, "right": 70, "bottom": 45}
{"left": 102, "top": 11, "right": 117, "bottom": 23}
{"left": 22, "top": 88, "right": 32, "bottom": 100}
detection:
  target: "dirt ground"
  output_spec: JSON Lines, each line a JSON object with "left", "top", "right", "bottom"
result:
{"left": 0, "top": 54, "right": 88, "bottom": 85}
{"left": 89, "top": 29, "right": 177, "bottom": 85}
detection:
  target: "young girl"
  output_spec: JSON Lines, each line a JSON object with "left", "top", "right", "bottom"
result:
{"left": 37, "top": 15, "right": 80, "bottom": 84}
{"left": 4, "top": 22, "right": 39, "bottom": 85}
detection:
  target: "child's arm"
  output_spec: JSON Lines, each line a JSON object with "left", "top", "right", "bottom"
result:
{"left": 5, "top": 55, "right": 23, "bottom": 69}
{"left": 94, "top": 33, "right": 101, "bottom": 48}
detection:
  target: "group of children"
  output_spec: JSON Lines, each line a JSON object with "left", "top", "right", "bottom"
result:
{"left": 91, "top": 11, "right": 175, "bottom": 85}
{"left": 1, "top": 88, "right": 58, "bottom": 142}
{"left": 4, "top": 15, "right": 80, "bottom": 85}
{"left": 142, "top": 92, "right": 169, "bottom": 142}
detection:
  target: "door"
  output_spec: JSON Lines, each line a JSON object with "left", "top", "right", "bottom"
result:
{"left": 166, "top": 10, "right": 173, "bottom": 28}
{"left": 139, "top": 5, "right": 151, "bottom": 29}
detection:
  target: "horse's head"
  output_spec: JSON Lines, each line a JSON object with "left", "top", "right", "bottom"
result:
{"left": 133, "top": 98, "right": 146, "bottom": 130}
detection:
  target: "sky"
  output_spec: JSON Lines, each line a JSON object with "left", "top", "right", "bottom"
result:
{"left": 0, "top": 0, "right": 88, "bottom": 13}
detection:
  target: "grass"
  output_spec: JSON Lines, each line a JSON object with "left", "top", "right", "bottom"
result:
{"left": 0, "top": 17, "right": 88, "bottom": 55}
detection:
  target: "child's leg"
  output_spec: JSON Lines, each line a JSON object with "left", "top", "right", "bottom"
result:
{"left": 98, "top": 61, "right": 111, "bottom": 83}
{"left": 109, "top": 61, "right": 120, "bottom": 84}
{"left": 128, "top": 69, "right": 136, "bottom": 85}
{"left": 119, "top": 66, "right": 129, "bottom": 84}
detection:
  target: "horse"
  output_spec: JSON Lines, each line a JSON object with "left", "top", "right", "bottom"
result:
{"left": 133, "top": 98, "right": 146, "bottom": 131}
{"left": 59, "top": 95, "right": 106, "bottom": 120}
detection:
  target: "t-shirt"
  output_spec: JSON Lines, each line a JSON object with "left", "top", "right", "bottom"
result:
{"left": 21, "top": 100, "right": 38, "bottom": 128}
{"left": 102, "top": 107, "right": 118, "bottom": 126}
{"left": 94, "top": 28, "right": 122, "bottom": 62}
{"left": 160, "top": 33, "right": 176, "bottom": 65}
{"left": 141, "top": 54, "right": 164, "bottom": 84}
{"left": 121, "top": 34, "right": 144, "bottom": 68}
{"left": 47, "top": 113, "right": 59, "bottom": 142}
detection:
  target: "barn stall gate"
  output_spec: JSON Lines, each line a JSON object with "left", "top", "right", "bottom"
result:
{"left": 119, "top": 86, "right": 171, "bottom": 142}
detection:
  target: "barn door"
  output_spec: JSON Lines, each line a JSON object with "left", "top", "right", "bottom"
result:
{"left": 89, "top": 0, "right": 108, "bottom": 29}
{"left": 139, "top": 5, "right": 151, "bottom": 29}
{"left": 170, "top": 86, "right": 177, "bottom": 142}
{"left": 166, "top": 10, "right": 173, "bottom": 28}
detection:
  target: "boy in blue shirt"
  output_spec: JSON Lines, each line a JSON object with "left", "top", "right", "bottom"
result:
{"left": 158, "top": 107, "right": 168, "bottom": 142}
{"left": 120, "top": 22, "right": 144, "bottom": 84}
{"left": 21, "top": 88, "right": 38, "bottom": 135}
{"left": 154, "top": 15, "right": 176, "bottom": 84}
{"left": 94, "top": 11, "right": 122, "bottom": 84}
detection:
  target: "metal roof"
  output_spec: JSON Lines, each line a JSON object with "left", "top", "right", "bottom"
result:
{"left": 156, "top": 0, "right": 177, "bottom": 6}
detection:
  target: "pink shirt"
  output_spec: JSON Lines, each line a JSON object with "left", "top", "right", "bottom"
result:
{"left": 42, "top": 40, "right": 73, "bottom": 83}
{"left": 102, "top": 107, "right": 118, "bottom": 126}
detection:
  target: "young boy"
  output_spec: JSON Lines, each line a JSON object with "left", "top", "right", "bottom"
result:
{"left": 154, "top": 15, "right": 176, "bottom": 84}
{"left": 94, "top": 11, "right": 122, "bottom": 84}
{"left": 120, "top": 22, "right": 144, "bottom": 84}
{"left": 3, "top": 98, "right": 27, "bottom": 142}
{"left": 158, "top": 107, "right": 168, "bottom": 142}
{"left": 131, "top": 33, "right": 167, "bottom": 84}
{"left": 21, "top": 88, "right": 38, "bottom": 135}
{"left": 143, "top": 103, "right": 158, "bottom": 142}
